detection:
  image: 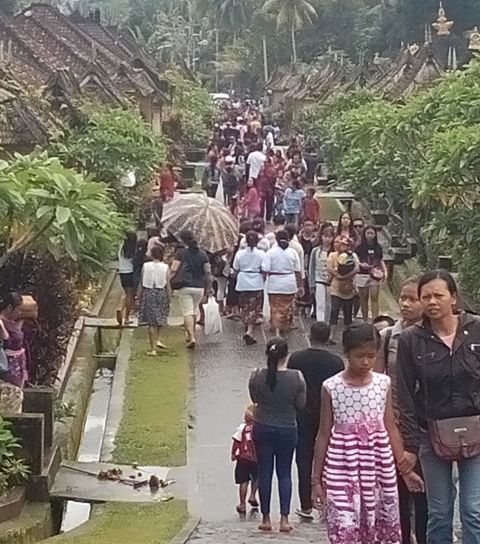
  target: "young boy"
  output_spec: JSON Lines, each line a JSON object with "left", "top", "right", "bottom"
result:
{"left": 231, "top": 404, "right": 259, "bottom": 514}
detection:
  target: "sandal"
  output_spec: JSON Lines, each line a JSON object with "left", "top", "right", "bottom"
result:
{"left": 186, "top": 341, "right": 196, "bottom": 350}
{"left": 147, "top": 350, "right": 157, "bottom": 356}
{"left": 156, "top": 342, "right": 168, "bottom": 350}
{"left": 243, "top": 334, "right": 257, "bottom": 346}
{"left": 236, "top": 505, "right": 246, "bottom": 514}
{"left": 248, "top": 498, "right": 259, "bottom": 508}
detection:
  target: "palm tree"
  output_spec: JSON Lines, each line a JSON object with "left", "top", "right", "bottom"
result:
{"left": 196, "top": 0, "right": 251, "bottom": 41}
{"left": 262, "top": 0, "right": 318, "bottom": 64}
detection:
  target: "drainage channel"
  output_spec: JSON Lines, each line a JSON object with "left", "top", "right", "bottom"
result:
{"left": 59, "top": 325, "right": 120, "bottom": 533}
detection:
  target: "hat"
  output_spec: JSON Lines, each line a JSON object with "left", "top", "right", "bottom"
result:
{"left": 225, "top": 155, "right": 235, "bottom": 164}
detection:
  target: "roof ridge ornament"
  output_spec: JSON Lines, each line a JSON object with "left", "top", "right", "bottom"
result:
{"left": 432, "top": 2, "right": 453, "bottom": 36}
{"left": 468, "top": 26, "right": 480, "bottom": 52}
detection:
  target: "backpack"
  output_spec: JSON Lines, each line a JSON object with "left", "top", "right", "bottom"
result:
{"left": 238, "top": 424, "right": 257, "bottom": 463}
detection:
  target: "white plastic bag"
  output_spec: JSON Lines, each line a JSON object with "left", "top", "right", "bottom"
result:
{"left": 203, "top": 297, "right": 223, "bottom": 336}
{"left": 215, "top": 177, "right": 224, "bottom": 205}
{"left": 262, "top": 285, "right": 270, "bottom": 321}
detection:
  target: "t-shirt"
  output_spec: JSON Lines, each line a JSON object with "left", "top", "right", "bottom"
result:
{"left": 246, "top": 150, "right": 266, "bottom": 179}
{"left": 249, "top": 368, "right": 306, "bottom": 427}
{"left": 233, "top": 247, "right": 265, "bottom": 291}
{"left": 356, "top": 244, "right": 383, "bottom": 275}
{"left": 118, "top": 249, "right": 133, "bottom": 274}
{"left": 283, "top": 188, "right": 305, "bottom": 214}
{"left": 328, "top": 251, "right": 359, "bottom": 299}
{"left": 288, "top": 348, "right": 344, "bottom": 427}
{"left": 174, "top": 247, "right": 209, "bottom": 288}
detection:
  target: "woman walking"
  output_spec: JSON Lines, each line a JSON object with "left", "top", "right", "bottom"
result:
{"left": 137, "top": 246, "right": 171, "bottom": 355}
{"left": 327, "top": 236, "right": 360, "bottom": 341}
{"left": 233, "top": 231, "right": 265, "bottom": 345}
{"left": 262, "top": 230, "right": 302, "bottom": 336}
{"left": 309, "top": 222, "right": 334, "bottom": 323}
{"left": 336, "top": 211, "right": 361, "bottom": 248}
{"left": 249, "top": 337, "right": 306, "bottom": 532}
{"left": 356, "top": 226, "right": 387, "bottom": 321}
{"left": 312, "top": 323, "right": 421, "bottom": 544}
{"left": 117, "top": 231, "right": 137, "bottom": 326}
{"left": 397, "top": 270, "right": 480, "bottom": 544}
{"left": 202, "top": 155, "right": 222, "bottom": 198}
{"left": 170, "top": 230, "right": 212, "bottom": 350}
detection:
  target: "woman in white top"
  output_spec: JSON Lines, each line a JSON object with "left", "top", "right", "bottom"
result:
{"left": 117, "top": 231, "right": 137, "bottom": 326}
{"left": 308, "top": 222, "right": 335, "bottom": 323}
{"left": 233, "top": 231, "right": 265, "bottom": 346}
{"left": 137, "top": 245, "right": 171, "bottom": 355}
{"left": 262, "top": 230, "right": 303, "bottom": 336}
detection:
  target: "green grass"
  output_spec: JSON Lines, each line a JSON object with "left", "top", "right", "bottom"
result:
{"left": 112, "top": 327, "right": 189, "bottom": 466}
{"left": 44, "top": 326, "right": 190, "bottom": 544}
{"left": 46, "top": 502, "right": 188, "bottom": 544}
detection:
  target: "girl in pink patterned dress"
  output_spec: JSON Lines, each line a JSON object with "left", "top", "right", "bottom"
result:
{"left": 312, "top": 323, "right": 423, "bottom": 544}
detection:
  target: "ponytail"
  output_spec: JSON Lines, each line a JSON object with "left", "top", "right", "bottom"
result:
{"left": 275, "top": 229, "right": 290, "bottom": 251}
{"left": 265, "top": 337, "right": 288, "bottom": 392}
{"left": 245, "top": 230, "right": 258, "bottom": 250}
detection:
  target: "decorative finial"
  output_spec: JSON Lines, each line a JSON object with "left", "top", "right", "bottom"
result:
{"left": 432, "top": 2, "right": 453, "bottom": 36}
{"left": 468, "top": 26, "right": 480, "bottom": 52}
{"left": 408, "top": 43, "right": 419, "bottom": 55}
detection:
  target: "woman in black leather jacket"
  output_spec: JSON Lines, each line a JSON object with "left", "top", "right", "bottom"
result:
{"left": 397, "top": 269, "right": 480, "bottom": 544}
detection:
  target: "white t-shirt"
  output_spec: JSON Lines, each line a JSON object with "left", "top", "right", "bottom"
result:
{"left": 233, "top": 248, "right": 265, "bottom": 291}
{"left": 247, "top": 150, "right": 266, "bottom": 179}
{"left": 262, "top": 246, "right": 301, "bottom": 294}
{"left": 142, "top": 261, "right": 169, "bottom": 289}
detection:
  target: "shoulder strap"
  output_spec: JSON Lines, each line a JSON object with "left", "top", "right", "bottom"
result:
{"left": 383, "top": 328, "right": 393, "bottom": 371}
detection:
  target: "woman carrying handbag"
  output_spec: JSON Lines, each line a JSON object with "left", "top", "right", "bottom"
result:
{"left": 397, "top": 269, "right": 480, "bottom": 544}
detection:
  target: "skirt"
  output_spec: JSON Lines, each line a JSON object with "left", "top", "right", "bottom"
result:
{"left": 239, "top": 291, "right": 263, "bottom": 326}
{"left": 139, "top": 288, "right": 170, "bottom": 326}
{"left": 269, "top": 293, "right": 295, "bottom": 332}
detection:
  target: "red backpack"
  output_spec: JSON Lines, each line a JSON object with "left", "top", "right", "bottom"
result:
{"left": 238, "top": 424, "right": 257, "bottom": 463}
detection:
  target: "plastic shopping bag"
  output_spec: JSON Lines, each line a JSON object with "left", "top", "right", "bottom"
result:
{"left": 215, "top": 177, "right": 224, "bottom": 205}
{"left": 262, "top": 285, "right": 270, "bottom": 321}
{"left": 203, "top": 297, "right": 223, "bottom": 336}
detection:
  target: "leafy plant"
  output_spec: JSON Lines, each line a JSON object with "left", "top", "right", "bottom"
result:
{"left": 0, "top": 153, "right": 123, "bottom": 276}
{"left": 54, "top": 399, "right": 76, "bottom": 424}
{"left": 53, "top": 106, "right": 168, "bottom": 215}
{"left": 0, "top": 417, "right": 29, "bottom": 497}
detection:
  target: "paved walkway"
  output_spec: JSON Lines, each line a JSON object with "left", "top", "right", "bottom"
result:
{"left": 186, "top": 316, "right": 331, "bottom": 543}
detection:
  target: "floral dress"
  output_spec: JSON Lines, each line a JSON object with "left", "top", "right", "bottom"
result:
{"left": 323, "top": 372, "right": 401, "bottom": 544}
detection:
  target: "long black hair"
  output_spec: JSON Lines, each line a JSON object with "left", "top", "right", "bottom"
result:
{"left": 265, "top": 337, "right": 288, "bottom": 391}
{"left": 275, "top": 229, "right": 290, "bottom": 250}
{"left": 0, "top": 292, "right": 22, "bottom": 313}
{"left": 122, "top": 231, "right": 137, "bottom": 259}
{"left": 357, "top": 225, "right": 382, "bottom": 260}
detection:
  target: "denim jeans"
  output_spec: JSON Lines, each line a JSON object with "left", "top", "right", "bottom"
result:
{"left": 253, "top": 422, "right": 297, "bottom": 516}
{"left": 419, "top": 434, "right": 480, "bottom": 544}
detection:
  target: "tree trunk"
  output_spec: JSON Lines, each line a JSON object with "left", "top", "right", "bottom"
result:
{"left": 291, "top": 23, "right": 297, "bottom": 65}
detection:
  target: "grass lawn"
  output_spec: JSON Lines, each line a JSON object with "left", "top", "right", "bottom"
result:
{"left": 113, "top": 327, "right": 189, "bottom": 466}
{"left": 45, "top": 326, "right": 190, "bottom": 543}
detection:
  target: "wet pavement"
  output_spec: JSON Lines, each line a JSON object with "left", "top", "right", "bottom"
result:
{"left": 187, "top": 315, "right": 332, "bottom": 543}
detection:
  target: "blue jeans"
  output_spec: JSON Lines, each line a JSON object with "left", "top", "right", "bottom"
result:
{"left": 252, "top": 422, "right": 297, "bottom": 516}
{"left": 419, "top": 434, "right": 480, "bottom": 544}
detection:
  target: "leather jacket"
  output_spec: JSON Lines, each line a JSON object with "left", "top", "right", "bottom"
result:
{"left": 397, "top": 312, "right": 480, "bottom": 453}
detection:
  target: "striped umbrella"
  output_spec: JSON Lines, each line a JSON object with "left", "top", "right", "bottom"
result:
{"left": 162, "top": 193, "right": 239, "bottom": 253}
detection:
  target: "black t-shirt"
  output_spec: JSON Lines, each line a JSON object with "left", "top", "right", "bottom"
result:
{"left": 174, "top": 247, "right": 209, "bottom": 288}
{"left": 288, "top": 347, "right": 344, "bottom": 426}
{"left": 356, "top": 243, "right": 383, "bottom": 275}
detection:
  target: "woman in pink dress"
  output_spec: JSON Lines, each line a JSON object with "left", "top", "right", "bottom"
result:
{"left": 243, "top": 179, "right": 261, "bottom": 219}
{"left": 312, "top": 323, "right": 423, "bottom": 544}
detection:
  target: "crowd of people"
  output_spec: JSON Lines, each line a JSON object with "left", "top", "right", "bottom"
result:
{"left": 110, "top": 99, "right": 480, "bottom": 544}
{"left": 232, "top": 270, "right": 480, "bottom": 544}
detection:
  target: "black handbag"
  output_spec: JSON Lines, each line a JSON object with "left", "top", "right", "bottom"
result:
{"left": 170, "top": 251, "right": 194, "bottom": 290}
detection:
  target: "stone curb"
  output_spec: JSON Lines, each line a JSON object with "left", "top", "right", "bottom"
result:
{"left": 170, "top": 517, "right": 201, "bottom": 544}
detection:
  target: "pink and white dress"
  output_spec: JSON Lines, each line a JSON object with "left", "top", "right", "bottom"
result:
{"left": 323, "top": 372, "right": 401, "bottom": 544}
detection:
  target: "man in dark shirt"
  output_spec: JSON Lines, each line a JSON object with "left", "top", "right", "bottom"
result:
{"left": 288, "top": 321, "right": 344, "bottom": 518}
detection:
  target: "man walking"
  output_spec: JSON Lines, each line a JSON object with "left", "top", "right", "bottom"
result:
{"left": 288, "top": 321, "right": 344, "bottom": 518}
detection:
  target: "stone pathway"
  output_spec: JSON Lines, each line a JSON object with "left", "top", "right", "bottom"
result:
{"left": 186, "top": 316, "right": 332, "bottom": 543}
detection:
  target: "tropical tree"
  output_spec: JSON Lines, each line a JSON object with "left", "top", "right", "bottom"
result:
{"left": 262, "top": 0, "right": 318, "bottom": 64}
{"left": 196, "top": 0, "right": 251, "bottom": 42}
{"left": 0, "top": 153, "right": 122, "bottom": 275}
